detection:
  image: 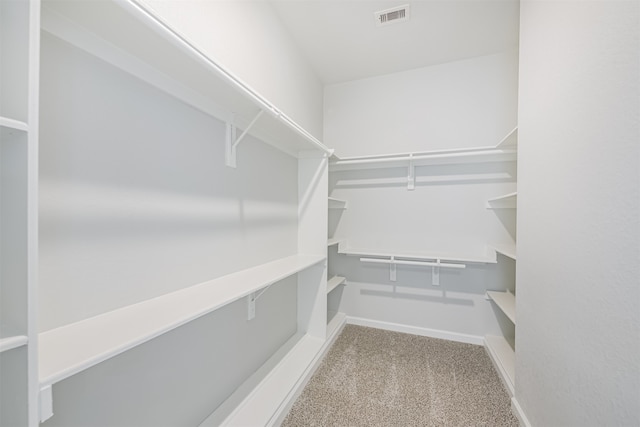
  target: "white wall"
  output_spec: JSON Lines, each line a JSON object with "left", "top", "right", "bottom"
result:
{"left": 138, "top": 0, "right": 324, "bottom": 140}
{"left": 325, "top": 52, "right": 519, "bottom": 340}
{"left": 39, "top": 33, "right": 301, "bottom": 424}
{"left": 516, "top": 1, "right": 640, "bottom": 425}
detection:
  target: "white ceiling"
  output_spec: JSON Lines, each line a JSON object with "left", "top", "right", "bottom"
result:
{"left": 270, "top": 0, "right": 520, "bottom": 85}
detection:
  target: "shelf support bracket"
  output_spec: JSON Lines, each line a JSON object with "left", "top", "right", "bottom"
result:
{"left": 407, "top": 153, "right": 415, "bottom": 191}
{"left": 247, "top": 282, "right": 274, "bottom": 320}
{"left": 432, "top": 258, "right": 441, "bottom": 286}
{"left": 40, "top": 385, "right": 54, "bottom": 423}
{"left": 225, "top": 110, "right": 264, "bottom": 168}
{"left": 390, "top": 256, "right": 397, "bottom": 281}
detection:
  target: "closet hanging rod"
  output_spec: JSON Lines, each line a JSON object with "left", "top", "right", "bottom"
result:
{"left": 359, "top": 257, "right": 466, "bottom": 269}
{"left": 121, "top": 0, "right": 332, "bottom": 155}
{"left": 333, "top": 148, "right": 514, "bottom": 167}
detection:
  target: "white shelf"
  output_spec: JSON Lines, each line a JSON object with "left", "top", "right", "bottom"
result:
{"left": 486, "top": 192, "right": 517, "bottom": 209}
{"left": 493, "top": 243, "right": 517, "bottom": 260}
{"left": 339, "top": 246, "right": 498, "bottom": 264}
{"left": 41, "top": 0, "right": 331, "bottom": 158}
{"left": 329, "top": 147, "right": 516, "bottom": 171}
{"left": 327, "top": 276, "right": 346, "bottom": 294}
{"left": 496, "top": 127, "right": 518, "bottom": 148}
{"left": 38, "top": 254, "right": 326, "bottom": 387}
{"left": 220, "top": 333, "right": 325, "bottom": 426}
{"left": 326, "top": 311, "right": 346, "bottom": 338}
{"left": 0, "top": 335, "right": 29, "bottom": 354}
{"left": 487, "top": 291, "right": 516, "bottom": 324}
{"left": 485, "top": 335, "right": 515, "bottom": 396}
{"left": 328, "top": 197, "right": 347, "bottom": 209}
{"left": 327, "top": 238, "right": 344, "bottom": 247}
{"left": 0, "top": 116, "right": 28, "bottom": 132}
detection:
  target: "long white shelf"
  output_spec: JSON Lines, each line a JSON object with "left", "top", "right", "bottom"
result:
{"left": 487, "top": 192, "right": 517, "bottom": 209}
{"left": 41, "top": 0, "right": 331, "bottom": 158}
{"left": 487, "top": 291, "right": 516, "bottom": 324}
{"left": 338, "top": 246, "right": 498, "bottom": 264}
{"left": 484, "top": 335, "right": 515, "bottom": 396}
{"left": 0, "top": 335, "right": 29, "bottom": 353}
{"left": 493, "top": 243, "right": 517, "bottom": 260}
{"left": 327, "top": 276, "right": 346, "bottom": 294}
{"left": 38, "top": 254, "right": 326, "bottom": 387}
{"left": 328, "top": 197, "right": 347, "bottom": 209}
{"left": 0, "top": 116, "right": 29, "bottom": 132}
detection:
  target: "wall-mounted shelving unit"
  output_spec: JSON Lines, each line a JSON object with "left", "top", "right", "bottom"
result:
{"left": 326, "top": 196, "right": 348, "bottom": 338}
{"left": 40, "top": 0, "right": 332, "bottom": 161}
{"left": 484, "top": 127, "right": 518, "bottom": 397}
{"left": 1, "top": 0, "right": 40, "bottom": 425}
{"left": 487, "top": 192, "right": 517, "bottom": 209}
{"left": 39, "top": 255, "right": 325, "bottom": 388}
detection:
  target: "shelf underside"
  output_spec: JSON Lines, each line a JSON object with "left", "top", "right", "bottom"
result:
{"left": 41, "top": 0, "right": 329, "bottom": 158}
{"left": 38, "top": 254, "right": 325, "bottom": 387}
{"left": 492, "top": 244, "right": 516, "bottom": 260}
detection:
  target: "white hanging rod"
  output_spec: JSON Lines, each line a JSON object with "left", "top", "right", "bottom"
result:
{"left": 123, "top": 0, "right": 331, "bottom": 155}
{"left": 359, "top": 257, "right": 466, "bottom": 269}
{"left": 332, "top": 147, "right": 514, "bottom": 167}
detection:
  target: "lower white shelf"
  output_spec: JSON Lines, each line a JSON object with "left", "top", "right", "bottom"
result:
{"left": 484, "top": 335, "right": 515, "bottom": 396}
{"left": 327, "top": 312, "right": 346, "bottom": 338}
{"left": 39, "top": 254, "right": 326, "bottom": 387}
{"left": 327, "top": 276, "right": 346, "bottom": 294}
{"left": 220, "top": 333, "right": 324, "bottom": 426}
{"left": 487, "top": 291, "right": 516, "bottom": 324}
{"left": 0, "top": 335, "right": 29, "bottom": 353}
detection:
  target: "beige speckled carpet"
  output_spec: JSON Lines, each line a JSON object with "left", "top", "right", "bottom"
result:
{"left": 282, "top": 325, "right": 518, "bottom": 427}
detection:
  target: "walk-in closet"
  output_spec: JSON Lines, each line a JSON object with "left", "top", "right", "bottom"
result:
{"left": 0, "top": 0, "right": 638, "bottom": 426}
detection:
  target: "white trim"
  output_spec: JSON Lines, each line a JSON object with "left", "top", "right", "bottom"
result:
{"left": 511, "top": 397, "right": 532, "bottom": 427}
{"left": 346, "top": 316, "right": 484, "bottom": 345}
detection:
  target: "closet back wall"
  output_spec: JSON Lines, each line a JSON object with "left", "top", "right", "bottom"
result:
{"left": 39, "top": 33, "right": 300, "bottom": 425}
{"left": 325, "top": 51, "right": 518, "bottom": 340}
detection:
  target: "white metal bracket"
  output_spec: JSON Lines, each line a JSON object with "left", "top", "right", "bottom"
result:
{"left": 225, "top": 110, "right": 264, "bottom": 168}
{"left": 247, "top": 283, "right": 273, "bottom": 320}
{"left": 432, "top": 258, "right": 441, "bottom": 286}
{"left": 407, "top": 153, "right": 415, "bottom": 190}
{"left": 40, "top": 385, "right": 54, "bottom": 423}
{"left": 390, "top": 256, "right": 397, "bottom": 281}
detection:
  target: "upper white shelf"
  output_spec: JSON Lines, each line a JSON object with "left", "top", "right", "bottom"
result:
{"left": 493, "top": 243, "right": 517, "bottom": 260}
{"left": 487, "top": 192, "right": 517, "bottom": 209}
{"left": 0, "top": 335, "right": 29, "bottom": 354}
{"left": 0, "top": 116, "right": 29, "bottom": 133}
{"left": 327, "top": 276, "right": 346, "bottom": 294}
{"left": 41, "top": 0, "right": 331, "bottom": 158}
{"left": 38, "top": 254, "right": 325, "bottom": 387}
{"left": 487, "top": 291, "right": 516, "bottom": 324}
{"left": 328, "top": 197, "right": 347, "bottom": 209}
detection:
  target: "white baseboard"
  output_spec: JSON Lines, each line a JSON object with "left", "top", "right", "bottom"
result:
{"left": 346, "top": 316, "right": 484, "bottom": 345}
{"left": 511, "top": 397, "right": 532, "bottom": 427}
{"left": 269, "top": 313, "right": 347, "bottom": 426}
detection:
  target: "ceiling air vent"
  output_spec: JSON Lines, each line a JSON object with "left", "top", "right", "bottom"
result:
{"left": 375, "top": 4, "right": 410, "bottom": 27}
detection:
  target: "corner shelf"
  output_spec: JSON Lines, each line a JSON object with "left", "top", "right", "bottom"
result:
{"left": 0, "top": 116, "right": 29, "bottom": 133}
{"left": 0, "top": 335, "right": 29, "bottom": 354}
{"left": 492, "top": 243, "right": 516, "bottom": 260}
{"left": 38, "top": 254, "right": 326, "bottom": 387}
{"left": 486, "top": 192, "right": 517, "bottom": 209}
{"left": 41, "top": 0, "right": 331, "bottom": 159}
{"left": 328, "top": 197, "right": 347, "bottom": 209}
{"left": 327, "top": 276, "right": 346, "bottom": 294}
{"left": 486, "top": 291, "right": 516, "bottom": 324}
{"left": 484, "top": 334, "right": 515, "bottom": 396}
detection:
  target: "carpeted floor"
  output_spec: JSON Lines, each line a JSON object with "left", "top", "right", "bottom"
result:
{"left": 282, "top": 325, "right": 518, "bottom": 427}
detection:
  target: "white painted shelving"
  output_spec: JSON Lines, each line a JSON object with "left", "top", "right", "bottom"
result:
{"left": 0, "top": 117, "right": 29, "bottom": 132}
{"left": 328, "top": 197, "right": 347, "bottom": 209}
{"left": 41, "top": 0, "right": 331, "bottom": 159}
{"left": 0, "top": 335, "right": 29, "bottom": 354}
{"left": 487, "top": 192, "right": 517, "bottom": 209}
{"left": 493, "top": 243, "right": 517, "bottom": 260}
{"left": 327, "top": 276, "right": 346, "bottom": 294}
{"left": 484, "top": 334, "right": 515, "bottom": 395}
{"left": 338, "top": 245, "right": 498, "bottom": 264}
{"left": 487, "top": 291, "right": 516, "bottom": 324}
{"left": 38, "top": 254, "right": 325, "bottom": 387}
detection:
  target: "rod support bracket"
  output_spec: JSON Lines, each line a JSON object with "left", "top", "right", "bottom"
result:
{"left": 432, "top": 258, "right": 441, "bottom": 286}
{"left": 390, "top": 256, "right": 397, "bottom": 281}
{"left": 225, "top": 110, "right": 264, "bottom": 168}
{"left": 407, "top": 153, "right": 415, "bottom": 190}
